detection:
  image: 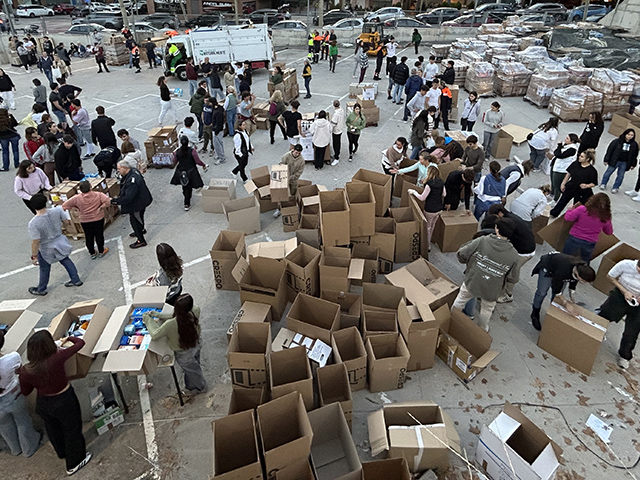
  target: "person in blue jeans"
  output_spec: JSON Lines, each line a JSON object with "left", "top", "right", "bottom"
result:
{"left": 0, "top": 108, "right": 20, "bottom": 171}
{"left": 600, "top": 128, "right": 638, "bottom": 194}
{"left": 27, "top": 193, "right": 83, "bottom": 296}
{"left": 223, "top": 86, "right": 237, "bottom": 137}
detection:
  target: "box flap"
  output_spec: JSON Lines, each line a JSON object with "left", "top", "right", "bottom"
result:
{"left": 102, "top": 349, "right": 147, "bottom": 372}
{"left": 92, "top": 305, "right": 132, "bottom": 355}
{"left": 489, "top": 411, "right": 521, "bottom": 442}
{"left": 232, "top": 256, "right": 250, "bottom": 284}
{"left": 368, "top": 409, "right": 389, "bottom": 457}
{"left": 2, "top": 310, "right": 41, "bottom": 354}
{"left": 133, "top": 286, "right": 168, "bottom": 306}
{"left": 472, "top": 350, "right": 500, "bottom": 370}
{"left": 441, "top": 409, "right": 461, "bottom": 454}
{"left": 531, "top": 443, "right": 561, "bottom": 479}
{"left": 503, "top": 402, "right": 563, "bottom": 457}
{"left": 68, "top": 298, "right": 105, "bottom": 309}
{"left": 448, "top": 309, "right": 492, "bottom": 359}
{"left": 348, "top": 259, "right": 365, "bottom": 280}
{"left": 0, "top": 298, "right": 36, "bottom": 313}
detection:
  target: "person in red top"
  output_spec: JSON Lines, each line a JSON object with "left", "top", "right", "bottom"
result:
{"left": 562, "top": 192, "right": 613, "bottom": 263}
{"left": 19, "top": 331, "right": 92, "bottom": 476}
{"left": 93, "top": 42, "right": 109, "bottom": 73}
{"left": 62, "top": 180, "right": 111, "bottom": 259}
{"left": 23, "top": 127, "right": 44, "bottom": 161}
{"left": 185, "top": 57, "right": 198, "bottom": 98}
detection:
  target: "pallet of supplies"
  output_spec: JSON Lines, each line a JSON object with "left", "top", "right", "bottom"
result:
{"left": 478, "top": 23, "right": 504, "bottom": 34}
{"left": 514, "top": 46, "right": 549, "bottom": 70}
{"left": 429, "top": 44, "right": 450, "bottom": 61}
{"left": 494, "top": 62, "right": 532, "bottom": 97}
{"left": 464, "top": 62, "right": 495, "bottom": 97}
{"left": 524, "top": 63, "right": 570, "bottom": 108}
{"left": 568, "top": 64, "right": 592, "bottom": 85}
{"left": 588, "top": 68, "right": 635, "bottom": 119}
{"left": 548, "top": 85, "right": 603, "bottom": 122}
{"left": 461, "top": 50, "right": 484, "bottom": 65}
{"left": 145, "top": 125, "right": 178, "bottom": 167}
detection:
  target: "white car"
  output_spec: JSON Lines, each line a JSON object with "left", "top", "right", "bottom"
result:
{"left": 329, "top": 18, "right": 364, "bottom": 30}
{"left": 103, "top": 4, "right": 123, "bottom": 13}
{"left": 130, "top": 22, "right": 171, "bottom": 34}
{"left": 65, "top": 23, "right": 117, "bottom": 35}
{"left": 16, "top": 5, "right": 55, "bottom": 17}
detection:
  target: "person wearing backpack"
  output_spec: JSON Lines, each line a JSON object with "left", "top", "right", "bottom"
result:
{"left": 170, "top": 136, "right": 207, "bottom": 211}
{"left": 267, "top": 90, "right": 287, "bottom": 145}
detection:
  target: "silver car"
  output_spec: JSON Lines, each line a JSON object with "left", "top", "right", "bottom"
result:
{"left": 364, "top": 7, "right": 405, "bottom": 22}
{"left": 329, "top": 18, "right": 364, "bottom": 30}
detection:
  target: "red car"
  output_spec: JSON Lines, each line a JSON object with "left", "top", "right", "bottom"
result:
{"left": 53, "top": 3, "right": 75, "bottom": 14}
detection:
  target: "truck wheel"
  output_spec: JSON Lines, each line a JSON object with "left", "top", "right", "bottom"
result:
{"left": 176, "top": 67, "right": 188, "bottom": 81}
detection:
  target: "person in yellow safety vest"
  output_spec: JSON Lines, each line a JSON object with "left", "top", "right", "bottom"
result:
{"left": 168, "top": 43, "right": 183, "bottom": 74}
{"left": 313, "top": 31, "right": 322, "bottom": 64}
{"left": 308, "top": 33, "right": 314, "bottom": 54}
{"left": 321, "top": 31, "right": 330, "bottom": 61}
{"left": 131, "top": 44, "right": 141, "bottom": 73}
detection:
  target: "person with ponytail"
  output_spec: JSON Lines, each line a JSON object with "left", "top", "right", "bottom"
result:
{"left": 170, "top": 135, "right": 207, "bottom": 211}
{"left": 473, "top": 160, "right": 506, "bottom": 220}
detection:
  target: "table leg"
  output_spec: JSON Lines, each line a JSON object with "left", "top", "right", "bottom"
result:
{"left": 111, "top": 372, "right": 129, "bottom": 414}
{"left": 170, "top": 365, "right": 184, "bottom": 406}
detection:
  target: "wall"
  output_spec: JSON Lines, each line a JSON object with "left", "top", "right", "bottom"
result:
{"left": 0, "top": 32, "right": 97, "bottom": 65}
{"left": 600, "top": 0, "right": 640, "bottom": 34}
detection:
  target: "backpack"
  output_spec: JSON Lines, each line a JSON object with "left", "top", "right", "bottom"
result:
{"left": 269, "top": 102, "right": 277, "bottom": 116}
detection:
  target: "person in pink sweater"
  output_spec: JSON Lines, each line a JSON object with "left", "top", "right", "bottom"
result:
{"left": 14, "top": 160, "right": 51, "bottom": 214}
{"left": 62, "top": 180, "right": 111, "bottom": 259}
{"left": 562, "top": 192, "right": 613, "bottom": 263}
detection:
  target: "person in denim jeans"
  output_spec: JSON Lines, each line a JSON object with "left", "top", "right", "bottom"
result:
{"left": 0, "top": 108, "right": 20, "bottom": 171}
{"left": 391, "top": 56, "right": 409, "bottom": 104}
{"left": 600, "top": 129, "right": 638, "bottom": 194}
{"left": 528, "top": 117, "right": 559, "bottom": 171}
{"left": 223, "top": 86, "right": 237, "bottom": 137}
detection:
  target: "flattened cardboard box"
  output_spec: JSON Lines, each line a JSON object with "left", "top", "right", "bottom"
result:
{"left": 537, "top": 296, "right": 609, "bottom": 375}
{"left": 210, "top": 230, "right": 246, "bottom": 291}
{"left": 366, "top": 333, "right": 410, "bottom": 393}
{"left": 285, "top": 243, "right": 321, "bottom": 302}
{"left": 232, "top": 256, "right": 288, "bottom": 321}
{"left": 317, "top": 363, "right": 354, "bottom": 430}
{"left": 537, "top": 214, "right": 619, "bottom": 260}
{"left": 269, "top": 346, "right": 314, "bottom": 410}
{"left": 398, "top": 301, "right": 440, "bottom": 371}
{"left": 321, "top": 291, "right": 362, "bottom": 330}
{"left": 319, "top": 190, "right": 351, "bottom": 247}
{"left": 227, "top": 322, "right": 272, "bottom": 389}
{"left": 346, "top": 182, "right": 376, "bottom": 237}
{"left": 332, "top": 327, "right": 367, "bottom": 392}
{"left": 223, "top": 195, "right": 261, "bottom": 235}
{"left": 286, "top": 294, "right": 340, "bottom": 345}
{"left": 0, "top": 299, "right": 41, "bottom": 356}
{"left": 593, "top": 243, "right": 640, "bottom": 294}
{"left": 212, "top": 409, "right": 263, "bottom": 480}
{"left": 202, "top": 178, "right": 236, "bottom": 214}
{"left": 352, "top": 169, "right": 392, "bottom": 217}
{"left": 432, "top": 210, "right": 478, "bottom": 253}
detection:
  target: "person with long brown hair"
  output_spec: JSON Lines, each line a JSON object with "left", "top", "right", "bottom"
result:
{"left": 408, "top": 165, "right": 446, "bottom": 247}
{"left": 562, "top": 192, "right": 613, "bottom": 263}
{"left": 0, "top": 108, "right": 20, "bottom": 171}
{"left": 31, "top": 131, "right": 58, "bottom": 185}
{"left": 18, "top": 331, "right": 92, "bottom": 475}
{"left": 170, "top": 135, "right": 206, "bottom": 211}
{"left": 550, "top": 148, "right": 598, "bottom": 218}
{"left": 14, "top": 160, "right": 51, "bottom": 213}
{"left": 146, "top": 242, "right": 183, "bottom": 305}
{"left": 144, "top": 294, "right": 206, "bottom": 394}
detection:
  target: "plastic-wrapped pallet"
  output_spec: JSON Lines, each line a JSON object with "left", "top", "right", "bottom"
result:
{"left": 465, "top": 62, "right": 495, "bottom": 97}
{"left": 503, "top": 15, "right": 522, "bottom": 27}
{"left": 469, "top": 40, "right": 488, "bottom": 55}
{"left": 494, "top": 62, "right": 533, "bottom": 97}
{"left": 441, "top": 58, "right": 469, "bottom": 85}
{"left": 478, "top": 24, "right": 504, "bottom": 34}
{"left": 486, "top": 43, "right": 511, "bottom": 62}
{"left": 548, "top": 86, "right": 603, "bottom": 121}
{"left": 588, "top": 69, "right": 635, "bottom": 119}
{"left": 568, "top": 65, "right": 592, "bottom": 85}
{"left": 487, "top": 34, "right": 516, "bottom": 43}
{"left": 430, "top": 44, "right": 450, "bottom": 61}
{"left": 513, "top": 37, "right": 543, "bottom": 51}
{"left": 491, "top": 54, "right": 515, "bottom": 67}
{"left": 461, "top": 50, "right": 484, "bottom": 65}
{"left": 514, "top": 46, "right": 549, "bottom": 70}
{"left": 524, "top": 63, "right": 570, "bottom": 107}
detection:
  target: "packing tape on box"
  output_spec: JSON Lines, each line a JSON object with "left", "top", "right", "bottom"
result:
{"left": 551, "top": 302, "right": 607, "bottom": 333}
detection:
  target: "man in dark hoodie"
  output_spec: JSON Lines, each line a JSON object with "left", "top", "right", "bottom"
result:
{"left": 91, "top": 106, "right": 117, "bottom": 149}
{"left": 452, "top": 217, "right": 521, "bottom": 332}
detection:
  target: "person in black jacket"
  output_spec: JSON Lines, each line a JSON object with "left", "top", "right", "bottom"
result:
{"left": 444, "top": 168, "right": 474, "bottom": 213}
{"left": 54, "top": 134, "right": 83, "bottom": 181}
{"left": 437, "top": 60, "right": 456, "bottom": 86}
{"left": 91, "top": 106, "right": 117, "bottom": 149}
{"left": 386, "top": 56, "right": 397, "bottom": 100}
{"left": 391, "top": 56, "right": 409, "bottom": 104}
{"left": 170, "top": 135, "right": 207, "bottom": 211}
{"left": 578, "top": 111, "right": 604, "bottom": 155}
{"left": 112, "top": 159, "right": 153, "bottom": 248}
{"left": 144, "top": 37, "right": 156, "bottom": 69}
{"left": 0, "top": 69, "right": 17, "bottom": 110}
{"left": 211, "top": 98, "right": 226, "bottom": 165}
{"left": 529, "top": 253, "right": 596, "bottom": 330}
{"left": 600, "top": 128, "right": 638, "bottom": 194}
{"left": 93, "top": 146, "right": 121, "bottom": 178}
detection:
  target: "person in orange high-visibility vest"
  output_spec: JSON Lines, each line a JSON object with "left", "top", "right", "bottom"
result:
{"left": 313, "top": 31, "right": 322, "bottom": 64}
{"left": 131, "top": 44, "right": 141, "bottom": 73}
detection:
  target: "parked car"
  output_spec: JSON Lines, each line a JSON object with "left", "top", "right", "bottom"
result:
{"left": 84, "top": 12, "right": 124, "bottom": 30}
{"left": 313, "top": 8, "right": 354, "bottom": 26}
{"left": 516, "top": 3, "right": 567, "bottom": 21}
{"left": 586, "top": 13, "right": 607, "bottom": 22}
{"left": 70, "top": 6, "right": 90, "bottom": 18}
{"left": 130, "top": 2, "right": 149, "bottom": 14}
{"left": 130, "top": 22, "right": 167, "bottom": 33}
{"left": 442, "top": 13, "right": 499, "bottom": 27}
{"left": 364, "top": 7, "right": 405, "bottom": 22}
{"left": 103, "top": 4, "right": 123, "bottom": 13}
{"left": 383, "top": 17, "right": 431, "bottom": 28}
{"left": 141, "top": 13, "right": 179, "bottom": 28}
{"left": 16, "top": 5, "right": 55, "bottom": 17}
{"left": 571, "top": 4, "right": 609, "bottom": 22}
{"left": 271, "top": 20, "right": 307, "bottom": 30}
{"left": 247, "top": 9, "right": 285, "bottom": 26}
{"left": 53, "top": 3, "right": 75, "bottom": 15}
{"left": 65, "top": 23, "right": 117, "bottom": 35}
{"left": 472, "top": 2, "right": 515, "bottom": 19}
{"left": 520, "top": 13, "right": 559, "bottom": 26}
{"left": 89, "top": 2, "right": 107, "bottom": 12}
{"left": 184, "top": 14, "right": 222, "bottom": 28}
{"left": 329, "top": 18, "right": 364, "bottom": 30}
{"left": 416, "top": 7, "right": 461, "bottom": 24}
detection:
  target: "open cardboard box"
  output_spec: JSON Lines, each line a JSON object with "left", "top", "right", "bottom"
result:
{"left": 368, "top": 401, "right": 461, "bottom": 473}
{"left": 319, "top": 246, "right": 365, "bottom": 294}
{"left": 95, "top": 287, "right": 174, "bottom": 376}
{"left": 321, "top": 291, "right": 362, "bottom": 330}
{"left": 232, "top": 256, "right": 288, "bottom": 321}
{"left": 476, "top": 402, "right": 562, "bottom": 480}
{"left": 247, "top": 238, "right": 297, "bottom": 261}
{"left": 245, "top": 165, "right": 278, "bottom": 212}
{"left": 332, "top": 327, "right": 367, "bottom": 392}
{"left": 228, "top": 387, "right": 267, "bottom": 415}
{"left": 202, "top": 178, "right": 236, "bottom": 214}
{"left": 398, "top": 301, "right": 440, "bottom": 371}
{"left": 352, "top": 244, "right": 379, "bottom": 286}
{"left": 537, "top": 215, "right": 619, "bottom": 260}
{"left": 317, "top": 363, "right": 353, "bottom": 430}
{"left": 48, "top": 299, "right": 112, "bottom": 380}
{"left": 285, "top": 243, "right": 322, "bottom": 302}
{"left": 226, "top": 301, "right": 272, "bottom": 342}
{"left": 366, "top": 333, "right": 410, "bottom": 393}
{"left": 0, "top": 299, "right": 41, "bottom": 356}
{"left": 286, "top": 294, "right": 340, "bottom": 345}
{"left": 210, "top": 230, "right": 246, "bottom": 291}
{"left": 272, "top": 327, "right": 332, "bottom": 368}
{"left": 212, "top": 409, "right": 264, "bottom": 480}
{"left": 362, "top": 458, "right": 411, "bottom": 480}
{"left": 362, "top": 309, "right": 398, "bottom": 342}
{"left": 269, "top": 346, "right": 314, "bottom": 410}
{"left": 319, "top": 190, "right": 351, "bottom": 247}
{"left": 389, "top": 207, "right": 421, "bottom": 264}
{"left": 593, "top": 243, "right": 640, "bottom": 294}
{"left": 371, "top": 217, "right": 396, "bottom": 274}
{"left": 223, "top": 196, "right": 262, "bottom": 235}
{"left": 352, "top": 169, "right": 392, "bottom": 217}
{"left": 228, "top": 322, "right": 271, "bottom": 390}
{"left": 296, "top": 184, "right": 328, "bottom": 215}
{"left": 432, "top": 210, "right": 478, "bottom": 253}
{"left": 296, "top": 214, "right": 321, "bottom": 249}
{"left": 270, "top": 164, "right": 291, "bottom": 203}
{"left": 346, "top": 182, "right": 376, "bottom": 237}
{"left": 362, "top": 283, "right": 405, "bottom": 314}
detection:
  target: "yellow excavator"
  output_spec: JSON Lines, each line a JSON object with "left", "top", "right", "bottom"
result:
{"left": 358, "top": 22, "right": 385, "bottom": 55}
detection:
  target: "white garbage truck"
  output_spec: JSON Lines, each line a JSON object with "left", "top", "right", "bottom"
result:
{"left": 164, "top": 24, "right": 275, "bottom": 80}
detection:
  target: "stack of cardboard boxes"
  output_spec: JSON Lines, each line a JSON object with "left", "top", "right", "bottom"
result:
{"left": 144, "top": 125, "right": 178, "bottom": 167}
{"left": 252, "top": 101, "right": 270, "bottom": 131}
{"left": 104, "top": 35, "right": 130, "bottom": 66}
{"left": 267, "top": 66, "right": 299, "bottom": 103}
{"left": 347, "top": 85, "right": 379, "bottom": 127}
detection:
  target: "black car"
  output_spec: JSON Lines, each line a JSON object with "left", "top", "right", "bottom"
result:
{"left": 416, "top": 7, "right": 461, "bottom": 24}
{"left": 247, "top": 9, "right": 285, "bottom": 26}
{"left": 471, "top": 2, "right": 516, "bottom": 19}
{"left": 184, "top": 13, "right": 222, "bottom": 28}
{"left": 85, "top": 12, "right": 124, "bottom": 30}
{"left": 313, "top": 9, "right": 354, "bottom": 26}
{"left": 70, "top": 6, "right": 90, "bottom": 18}
{"left": 141, "top": 13, "right": 179, "bottom": 29}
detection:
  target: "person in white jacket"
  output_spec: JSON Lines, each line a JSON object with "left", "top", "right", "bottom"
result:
{"left": 528, "top": 117, "right": 559, "bottom": 172}
{"left": 460, "top": 91, "right": 481, "bottom": 131}
{"left": 509, "top": 185, "right": 551, "bottom": 226}
{"left": 309, "top": 110, "right": 332, "bottom": 170}
{"left": 330, "top": 100, "right": 346, "bottom": 166}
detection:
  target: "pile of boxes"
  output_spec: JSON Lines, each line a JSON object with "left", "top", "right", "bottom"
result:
{"left": 104, "top": 35, "right": 130, "bottom": 66}
{"left": 347, "top": 85, "right": 380, "bottom": 126}
{"left": 267, "top": 66, "right": 299, "bottom": 103}
{"left": 144, "top": 125, "right": 178, "bottom": 167}
{"left": 464, "top": 62, "right": 495, "bottom": 97}
{"left": 588, "top": 68, "right": 635, "bottom": 119}
{"left": 252, "top": 101, "right": 270, "bottom": 131}
{"left": 493, "top": 62, "right": 533, "bottom": 97}
{"left": 548, "top": 85, "right": 604, "bottom": 121}
{"left": 441, "top": 58, "right": 469, "bottom": 85}
{"left": 524, "top": 62, "right": 570, "bottom": 108}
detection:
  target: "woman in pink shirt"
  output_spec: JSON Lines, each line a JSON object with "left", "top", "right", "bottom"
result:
{"left": 62, "top": 180, "right": 111, "bottom": 259}
{"left": 14, "top": 160, "right": 51, "bottom": 213}
{"left": 562, "top": 192, "right": 613, "bottom": 263}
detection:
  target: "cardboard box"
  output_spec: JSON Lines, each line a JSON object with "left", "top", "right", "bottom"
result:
{"left": 352, "top": 169, "right": 392, "bottom": 217}
{"left": 282, "top": 203, "right": 300, "bottom": 232}
{"left": 319, "top": 246, "right": 364, "bottom": 294}
{"left": 434, "top": 305, "right": 500, "bottom": 383}
{"left": 491, "top": 128, "right": 514, "bottom": 159}
{"left": 272, "top": 327, "right": 332, "bottom": 368}
{"left": 608, "top": 112, "right": 640, "bottom": 137}
{"left": 94, "top": 406, "right": 124, "bottom": 436}
{"left": 450, "top": 83, "right": 459, "bottom": 106}
{"left": 317, "top": 363, "right": 353, "bottom": 430}
{"left": 228, "top": 322, "right": 271, "bottom": 389}
{"left": 532, "top": 207, "right": 550, "bottom": 245}
{"left": 269, "top": 346, "right": 314, "bottom": 410}
{"left": 245, "top": 166, "right": 278, "bottom": 212}
{"left": 371, "top": 217, "right": 395, "bottom": 274}
{"left": 346, "top": 182, "right": 376, "bottom": 237}
{"left": 297, "top": 184, "right": 328, "bottom": 215}
{"left": 432, "top": 210, "right": 478, "bottom": 252}
{"left": 319, "top": 190, "right": 351, "bottom": 247}
{"left": 351, "top": 244, "right": 379, "bottom": 285}
{"left": 284, "top": 243, "right": 321, "bottom": 302}
{"left": 308, "top": 403, "right": 362, "bottom": 480}
{"left": 202, "top": 178, "right": 236, "bottom": 214}
{"left": 537, "top": 296, "right": 609, "bottom": 375}
{"left": 212, "top": 410, "right": 264, "bottom": 480}
{"left": 321, "top": 291, "right": 362, "bottom": 330}
{"left": 229, "top": 387, "right": 267, "bottom": 415}
{"left": 0, "top": 299, "right": 41, "bottom": 356}
{"left": 332, "top": 327, "right": 368, "bottom": 392}
{"left": 362, "top": 283, "right": 405, "bottom": 313}
{"left": 398, "top": 301, "right": 440, "bottom": 371}
{"left": 247, "top": 238, "right": 297, "bottom": 261}
{"left": 270, "top": 164, "right": 291, "bottom": 203}
{"left": 385, "top": 258, "right": 459, "bottom": 311}
{"left": 96, "top": 287, "right": 174, "bottom": 375}
{"left": 210, "top": 230, "right": 246, "bottom": 291}
{"left": 476, "top": 403, "right": 562, "bottom": 480}
{"left": 296, "top": 214, "right": 320, "bottom": 249}
{"left": 593, "top": 243, "right": 640, "bottom": 294}
{"left": 437, "top": 159, "right": 461, "bottom": 185}
{"left": 399, "top": 181, "right": 423, "bottom": 208}
{"left": 368, "top": 401, "right": 461, "bottom": 472}
{"left": 286, "top": 294, "right": 340, "bottom": 345}
{"left": 362, "top": 310, "right": 398, "bottom": 342}
{"left": 223, "top": 196, "right": 261, "bottom": 235}
{"left": 408, "top": 197, "right": 431, "bottom": 260}
{"left": 356, "top": 93, "right": 376, "bottom": 108}
{"left": 232, "top": 256, "right": 288, "bottom": 320}
{"left": 389, "top": 207, "right": 421, "bottom": 263}
{"left": 537, "top": 215, "right": 619, "bottom": 260}
{"left": 48, "top": 299, "right": 112, "bottom": 380}
{"left": 362, "top": 459, "right": 411, "bottom": 480}
{"left": 365, "top": 333, "right": 410, "bottom": 393}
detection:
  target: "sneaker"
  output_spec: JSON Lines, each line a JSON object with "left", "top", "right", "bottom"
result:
{"left": 331, "top": 159, "right": 339, "bottom": 166}
{"left": 214, "top": 159, "right": 226, "bottom": 165}
{"left": 532, "top": 168, "right": 541, "bottom": 173}
{"left": 90, "top": 253, "right": 98, "bottom": 260}
{"left": 67, "top": 452, "right": 92, "bottom": 476}
{"left": 129, "top": 229, "right": 147, "bottom": 237}
{"left": 184, "top": 205, "right": 190, "bottom": 211}
{"left": 611, "top": 188, "right": 619, "bottom": 194}
{"left": 633, "top": 196, "right": 640, "bottom": 202}
{"left": 98, "top": 247, "right": 109, "bottom": 258}
{"left": 273, "top": 209, "right": 281, "bottom": 218}
{"left": 625, "top": 190, "right": 638, "bottom": 197}
{"left": 618, "top": 357, "right": 630, "bottom": 369}
{"left": 28, "top": 287, "right": 47, "bottom": 296}
{"left": 129, "top": 241, "right": 147, "bottom": 249}
{"left": 496, "top": 293, "right": 513, "bottom": 304}
{"left": 348, "top": 155, "right": 353, "bottom": 162}
{"left": 65, "top": 280, "right": 83, "bottom": 287}
{"left": 599, "top": 184, "right": 606, "bottom": 190}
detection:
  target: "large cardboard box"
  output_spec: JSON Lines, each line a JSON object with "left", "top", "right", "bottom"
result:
{"left": 332, "top": 327, "right": 367, "bottom": 392}
{"left": 269, "top": 346, "right": 314, "bottom": 410}
{"left": 284, "top": 243, "right": 321, "bottom": 302}
{"left": 202, "top": 178, "right": 236, "bottom": 214}
{"left": 385, "top": 258, "right": 459, "bottom": 311}
{"left": 270, "top": 164, "right": 291, "bottom": 203}
{"left": 308, "top": 403, "right": 362, "bottom": 480}
{"left": 491, "top": 128, "right": 514, "bottom": 159}
{"left": 352, "top": 244, "right": 379, "bottom": 286}
{"left": 434, "top": 305, "right": 500, "bottom": 383}
{"left": 275, "top": 458, "right": 315, "bottom": 480}
{"left": 319, "top": 190, "right": 351, "bottom": 247}
{"left": 321, "top": 291, "right": 362, "bottom": 330}
{"left": 48, "top": 299, "right": 112, "bottom": 380}
{"left": 228, "top": 387, "right": 267, "bottom": 415}
{"left": 432, "top": 210, "right": 478, "bottom": 252}
{"left": 532, "top": 207, "right": 550, "bottom": 245}
{"left": 286, "top": 294, "right": 340, "bottom": 345}
{"left": 296, "top": 214, "right": 321, "bottom": 249}
{"left": 0, "top": 300, "right": 41, "bottom": 356}
{"left": 317, "top": 363, "right": 353, "bottom": 430}
{"left": 437, "top": 159, "right": 461, "bottom": 184}
{"left": 371, "top": 217, "right": 396, "bottom": 274}
{"left": 537, "top": 215, "right": 619, "bottom": 260}
{"left": 257, "top": 393, "right": 313, "bottom": 480}
{"left": 352, "top": 169, "right": 392, "bottom": 217}
{"left": 271, "top": 327, "right": 333, "bottom": 368}
{"left": 362, "top": 459, "right": 411, "bottom": 480}
{"left": 593, "top": 243, "right": 640, "bottom": 294}
{"left": 365, "top": 333, "right": 410, "bottom": 393}
{"left": 368, "top": 401, "right": 461, "bottom": 473}
{"left": 96, "top": 287, "right": 174, "bottom": 375}
{"left": 210, "top": 230, "right": 246, "bottom": 291}
{"left": 476, "top": 403, "right": 562, "bottom": 480}
{"left": 319, "top": 246, "right": 364, "bottom": 294}
{"left": 346, "top": 182, "right": 376, "bottom": 237}
{"left": 223, "top": 196, "right": 261, "bottom": 235}
{"left": 362, "top": 283, "right": 405, "bottom": 313}
{"left": 538, "top": 296, "right": 609, "bottom": 375}
{"left": 228, "top": 322, "right": 272, "bottom": 389}
{"left": 389, "top": 207, "right": 421, "bottom": 263}
{"left": 362, "top": 310, "right": 398, "bottom": 342}
{"left": 233, "top": 256, "right": 288, "bottom": 320}
{"left": 245, "top": 166, "right": 278, "bottom": 212}
{"left": 281, "top": 202, "right": 300, "bottom": 233}
{"left": 247, "top": 238, "right": 297, "bottom": 261}
{"left": 398, "top": 301, "right": 440, "bottom": 371}
{"left": 408, "top": 197, "right": 431, "bottom": 260}
{"left": 297, "top": 184, "right": 328, "bottom": 215}
{"left": 212, "top": 410, "right": 264, "bottom": 480}
{"left": 608, "top": 112, "right": 640, "bottom": 137}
